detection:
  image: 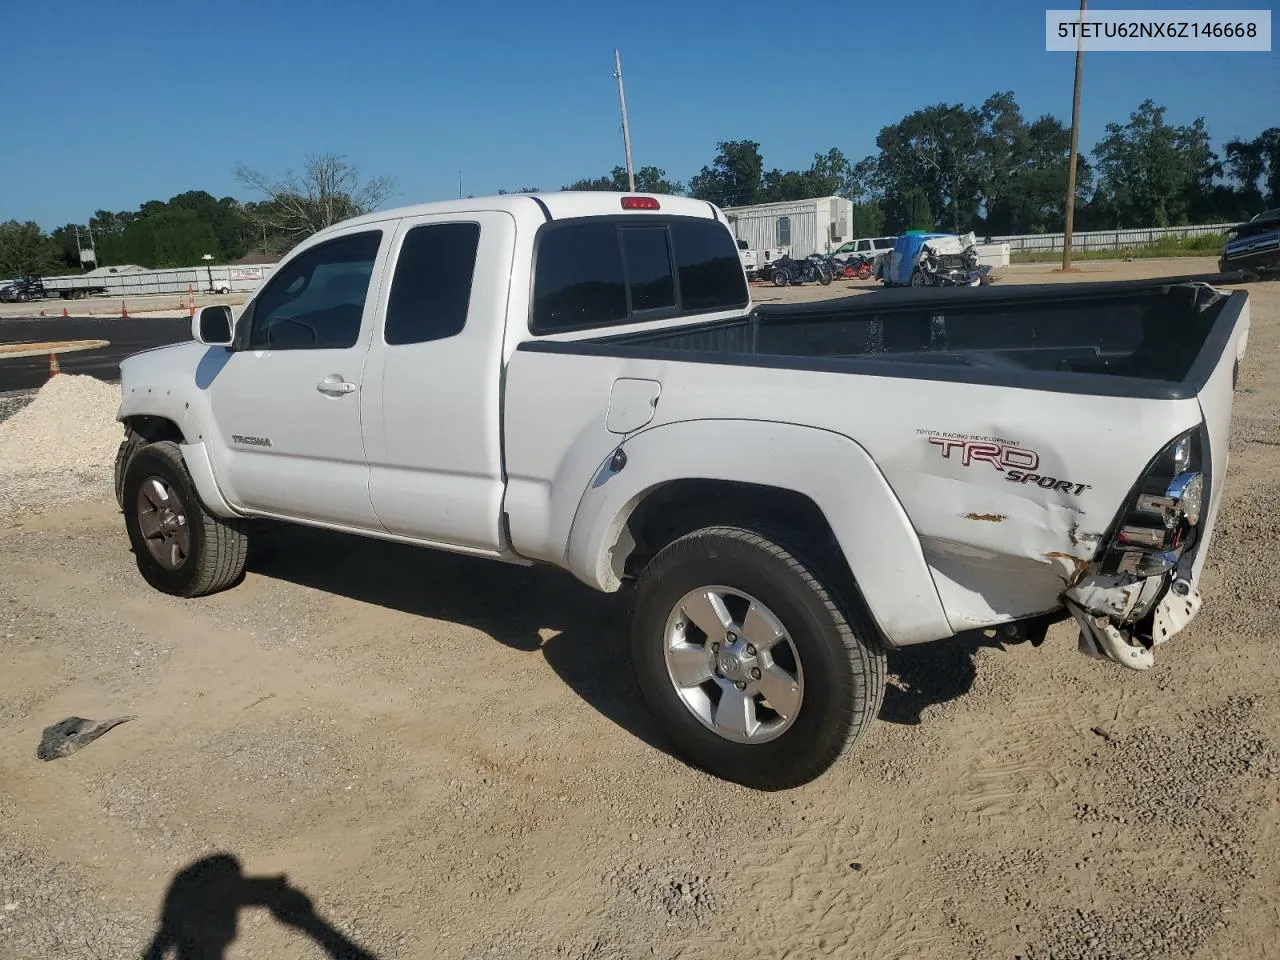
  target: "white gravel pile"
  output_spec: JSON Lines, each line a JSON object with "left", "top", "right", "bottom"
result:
{"left": 0, "top": 374, "right": 123, "bottom": 517}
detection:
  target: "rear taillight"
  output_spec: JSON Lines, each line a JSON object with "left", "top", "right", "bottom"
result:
{"left": 1101, "top": 426, "right": 1208, "bottom": 578}
{"left": 621, "top": 196, "right": 660, "bottom": 210}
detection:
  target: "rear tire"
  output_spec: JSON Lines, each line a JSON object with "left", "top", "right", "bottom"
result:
{"left": 631, "top": 525, "right": 886, "bottom": 790}
{"left": 121, "top": 441, "right": 248, "bottom": 597}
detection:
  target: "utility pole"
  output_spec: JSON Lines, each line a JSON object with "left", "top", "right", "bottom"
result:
{"left": 1062, "top": 0, "right": 1087, "bottom": 271}
{"left": 458, "top": 171, "right": 463, "bottom": 199}
{"left": 613, "top": 49, "right": 636, "bottom": 192}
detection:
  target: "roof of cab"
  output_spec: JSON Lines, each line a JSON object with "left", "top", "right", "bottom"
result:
{"left": 313, "top": 191, "right": 723, "bottom": 238}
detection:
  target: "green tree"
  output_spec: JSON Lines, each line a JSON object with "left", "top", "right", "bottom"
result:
{"left": 850, "top": 202, "right": 885, "bottom": 237}
{"left": 1092, "top": 100, "right": 1216, "bottom": 227}
{"left": 49, "top": 224, "right": 87, "bottom": 271}
{"left": 0, "top": 221, "right": 59, "bottom": 277}
{"left": 873, "top": 102, "right": 985, "bottom": 232}
{"left": 1225, "top": 128, "right": 1280, "bottom": 209}
{"left": 167, "top": 191, "right": 255, "bottom": 260}
{"left": 756, "top": 148, "right": 855, "bottom": 203}
{"left": 984, "top": 113, "right": 1088, "bottom": 234}
{"left": 688, "top": 141, "right": 765, "bottom": 207}
{"left": 562, "top": 166, "right": 682, "bottom": 194}
{"left": 904, "top": 189, "right": 933, "bottom": 231}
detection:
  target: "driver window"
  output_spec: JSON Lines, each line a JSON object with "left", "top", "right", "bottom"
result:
{"left": 249, "top": 231, "right": 382, "bottom": 349}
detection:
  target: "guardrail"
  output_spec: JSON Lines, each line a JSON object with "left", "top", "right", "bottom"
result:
{"left": 990, "top": 223, "right": 1231, "bottom": 254}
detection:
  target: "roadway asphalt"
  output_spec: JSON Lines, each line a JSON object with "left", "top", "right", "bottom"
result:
{"left": 0, "top": 315, "right": 190, "bottom": 393}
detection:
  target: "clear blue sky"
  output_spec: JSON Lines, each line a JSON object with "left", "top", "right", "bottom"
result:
{"left": 1, "top": 0, "right": 1275, "bottom": 229}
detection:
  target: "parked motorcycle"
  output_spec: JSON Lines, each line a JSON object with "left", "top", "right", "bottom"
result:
{"left": 771, "top": 254, "right": 833, "bottom": 286}
{"left": 848, "top": 254, "right": 875, "bottom": 280}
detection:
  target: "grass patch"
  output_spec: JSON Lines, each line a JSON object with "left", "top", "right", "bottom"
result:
{"left": 1011, "top": 232, "right": 1225, "bottom": 264}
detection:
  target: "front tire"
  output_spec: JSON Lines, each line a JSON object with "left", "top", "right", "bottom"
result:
{"left": 631, "top": 526, "right": 885, "bottom": 789}
{"left": 121, "top": 441, "right": 248, "bottom": 597}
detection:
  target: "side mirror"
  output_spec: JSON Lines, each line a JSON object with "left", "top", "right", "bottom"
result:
{"left": 193, "top": 304, "right": 234, "bottom": 346}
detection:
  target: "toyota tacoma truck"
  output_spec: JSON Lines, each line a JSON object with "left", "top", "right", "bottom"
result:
{"left": 112, "top": 191, "right": 1250, "bottom": 790}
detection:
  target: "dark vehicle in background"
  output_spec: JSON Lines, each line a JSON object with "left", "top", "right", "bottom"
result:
{"left": 0, "top": 274, "right": 109, "bottom": 302}
{"left": 0, "top": 276, "right": 46, "bottom": 302}
{"left": 1220, "top": 209, "right": 1280, "bottom": 275}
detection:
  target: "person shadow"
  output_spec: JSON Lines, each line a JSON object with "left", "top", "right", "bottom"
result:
{"left": 141, "top": 853, "right": 380, "bottom": 959}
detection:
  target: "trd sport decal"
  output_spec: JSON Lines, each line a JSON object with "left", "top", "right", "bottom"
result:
{"left": 920, "top": 430, "right": 1092, "bottom": 496}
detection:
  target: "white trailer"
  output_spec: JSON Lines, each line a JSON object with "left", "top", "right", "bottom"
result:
{"left": 723, "top": 196, "right": 854, "bottom": 260}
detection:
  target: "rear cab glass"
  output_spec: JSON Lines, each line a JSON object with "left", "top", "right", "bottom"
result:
{"left": 384, "top": 222, "right": 481, "bottom": 345}
{"left": 532, "top": 216, "right": 748, "bottom": 334}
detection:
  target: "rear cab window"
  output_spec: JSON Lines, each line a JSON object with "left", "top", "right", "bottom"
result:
{"left": 531, "top": 216, "right": 748, "bottom": 334}
{"left": 384, "top": 222, "right": 481, "bottom": 345}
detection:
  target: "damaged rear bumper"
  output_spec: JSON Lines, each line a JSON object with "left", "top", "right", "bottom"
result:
{"left": 1063, "top": 573, "right": 1203, "bottom": 671}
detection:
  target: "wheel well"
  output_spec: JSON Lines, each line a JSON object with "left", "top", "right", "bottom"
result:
{"left": 621, "top": 480, "right": 847, "bottom": 582}
{"left": 123, "top": 415, "right": 185, "bottom": 444}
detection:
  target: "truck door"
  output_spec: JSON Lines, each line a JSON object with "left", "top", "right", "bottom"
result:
{"left": 360, "top": 210, "right": 516, "bottom": 552}
{"left": 204, "top": 227, "right": 388, "bottom": 528}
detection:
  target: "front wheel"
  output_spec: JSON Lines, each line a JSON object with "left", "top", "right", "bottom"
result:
{"left": 631, "top": 526, "right": 886, "bottom": 789}
{"left": 122, "top": 441, "right": 249, "bottom": 597}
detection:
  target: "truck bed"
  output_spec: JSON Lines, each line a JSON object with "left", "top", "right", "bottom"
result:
{"left": 531, "top": 275, "right": 1246, "bottom": 401}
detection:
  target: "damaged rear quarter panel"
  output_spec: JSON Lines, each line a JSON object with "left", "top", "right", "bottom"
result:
{"left": 867, "top": 388, "right": 1204, "bottom": 632}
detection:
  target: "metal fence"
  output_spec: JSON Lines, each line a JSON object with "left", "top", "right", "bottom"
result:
{"left": 990, "top": 222, "right": 1232, "bottom": 254}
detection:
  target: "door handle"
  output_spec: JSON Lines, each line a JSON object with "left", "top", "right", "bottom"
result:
{"left": 316, "top": 375, "right": 356, "bottom": 396}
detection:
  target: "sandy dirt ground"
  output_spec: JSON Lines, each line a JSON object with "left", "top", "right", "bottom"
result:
{"left": 2, "top": 259, "right": 1279, "bottom": 960}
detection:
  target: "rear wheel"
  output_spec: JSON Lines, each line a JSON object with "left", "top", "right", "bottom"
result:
{"left": 631, "top": 526, "right": 885, "bottom": 789}
{"left": 121, "top": 441, "right": 248, "bottom": 597}
{"left": 772, "top": 270, "right": 789, "bottom": 287}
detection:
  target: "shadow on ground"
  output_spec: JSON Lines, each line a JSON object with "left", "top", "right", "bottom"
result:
{"left": 142, "top": 853, "right": 380, "bottom": 959}
{"left": 246, "top": 524, "right": 998, "bottom": 757}
{"left": 246, "top": 524, "right": 666, "bottom": 751}
{"left": 880, "top": 632, "right": 1008, "bottom": 726}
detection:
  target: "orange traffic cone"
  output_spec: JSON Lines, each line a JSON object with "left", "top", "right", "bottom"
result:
{"left": 39, "top": 309, "right": 46, "bottom": 317}
{"left": 62, "top": 305, "right": 69, "bottom": 317}
{"left": 121, "top": 300, "right": 128, "bottom": 318}
{"left": 48, "top": 351, "right": 61, "bottom": 377}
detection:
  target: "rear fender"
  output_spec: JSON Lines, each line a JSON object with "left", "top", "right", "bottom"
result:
{"left": 565, "top": 419, "right": 952, "bottom": 647}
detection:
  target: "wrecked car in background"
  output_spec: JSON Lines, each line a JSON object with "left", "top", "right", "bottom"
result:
{"left": 877, "top": 230, "right": 992, "bottom": 287}
{"left": 1220, "top": 208, "right": 1280, "bottom": 275}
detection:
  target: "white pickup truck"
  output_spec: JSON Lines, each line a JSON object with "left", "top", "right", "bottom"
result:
{"left": 113, "top": 191, "right": 1250, "bottom": 789}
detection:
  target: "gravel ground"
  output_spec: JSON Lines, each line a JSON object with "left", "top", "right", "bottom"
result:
{"left": 0, "top": 264, "right": 1277, "bottom": 960}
